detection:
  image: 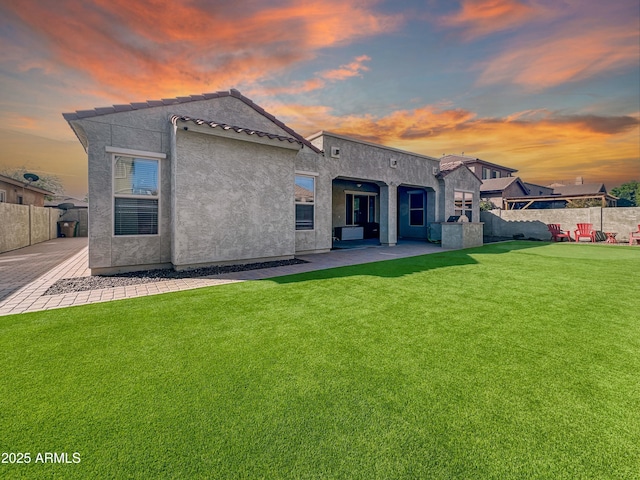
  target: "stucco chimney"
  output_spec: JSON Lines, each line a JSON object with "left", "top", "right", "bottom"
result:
{"left": 575, "top": 176, "right": 583, "bottom": 185}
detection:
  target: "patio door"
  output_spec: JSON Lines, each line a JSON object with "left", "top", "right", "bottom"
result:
{"left": 346, "top": 193, "right": 376, "bottom": 225}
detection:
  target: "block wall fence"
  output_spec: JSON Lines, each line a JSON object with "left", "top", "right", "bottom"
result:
{"left": 0, "top": 203, "right": 61, "bottom": 254}
{"left": 481, "top": 207, "right": 640, "bottom": 242}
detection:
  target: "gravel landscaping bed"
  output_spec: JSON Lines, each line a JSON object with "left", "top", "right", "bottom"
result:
{"left": 44, "top": 258, "right": 308, "bottom": 295}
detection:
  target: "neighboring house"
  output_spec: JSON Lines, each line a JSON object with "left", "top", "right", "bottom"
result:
{"left": 480, "top": 177, "right": 530, "bottom": 209}
{"left": 0, "top": 174, "right": 54, "bottom": 206}
{"left": 440, "top": 154, "right": 520, "bottom": 208}
{"left": 64, "top": 89, "right": 481, "bottom": 275}
{"left": 440, "top": 154, "right": 517, "bottom": 180}
{"left": 440, "top": 154, "right": 617, "bottom": 210}
{"left": 523, "top": 182, "right": 554, "bottom": 197}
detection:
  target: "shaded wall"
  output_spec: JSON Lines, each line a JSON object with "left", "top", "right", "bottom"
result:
{"left": 0, "top": 204, "right": 61, "bottom": 253}
{"left": 172, "top": 131, "right": 298, "bottom": 268}
{"left": 482, "top": 207, "right": 640, "bottom": 242}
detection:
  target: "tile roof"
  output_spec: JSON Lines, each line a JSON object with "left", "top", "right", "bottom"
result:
{"left": 551, "top": 183, "right": 607, "bottom": 196}
{"left": 171, "top": 115, "right": 303, "bottom": 147}
{"left": 63, "top": 89, "right": 321, "bottom": 153}
{"left": 437, "top": 160, "right": 465, "bottom": 177}
{"left": 480, "top": 176, "right": 528, "bottom": 194}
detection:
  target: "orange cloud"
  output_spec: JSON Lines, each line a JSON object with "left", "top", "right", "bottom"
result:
{"left": 320, "top": 55, "right": 371, "bottom": 81}
{"left": 269, "top": 102, "right": 639, "bottom": 187}
{"left": 4, "top": 0, "right": 401, "bottom": 99}
{"left": 440, "top": 0, "right": 539, "bottom": 38}
{"left": 257, "top": 55, "right": 372, "bottom": 95}
{"left": 477, "top": 27, "right": 640, "bottom": 90}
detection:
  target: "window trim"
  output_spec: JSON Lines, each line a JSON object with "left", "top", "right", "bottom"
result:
{"left": 295, "top": 174, "right": 315, "bottom": 231}
{"left": 454, "top": 190, "right": 474, "bottom": 222}
{"left": 112, "top": 152, "right": 161, "bottom": 237}
{"left": 345, "top": 191, "right": 377, "bottom": 226}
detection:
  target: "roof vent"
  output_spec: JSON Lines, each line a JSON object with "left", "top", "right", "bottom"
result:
{"left": 330, "top": 146, "right": 340, "bottom": 159}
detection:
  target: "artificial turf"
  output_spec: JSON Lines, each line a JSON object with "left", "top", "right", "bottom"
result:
{"left": 1, "top": 242, "right": 638, "bottom": 479}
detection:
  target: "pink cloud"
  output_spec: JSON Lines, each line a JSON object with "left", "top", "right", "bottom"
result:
{"left": 440, "top": 0, "right": 540, "bottom": 39}
{"left": 320, "top": 55, "right": 372, "bottom": 81}
{"left": 476, "top": 26, "right": 639, "bottom": 89}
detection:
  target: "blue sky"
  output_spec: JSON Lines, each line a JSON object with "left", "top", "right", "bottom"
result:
{"left": 0, "top": 0, "right": 638, "bottom": 197}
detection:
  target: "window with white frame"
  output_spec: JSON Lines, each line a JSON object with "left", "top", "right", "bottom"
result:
{"left": 0, "top": 189, "right": 6, "bottom": 203}
{"left": 454, "top": 190, "right": 473, "bottom": 222}
{"left": 482, "top": 167, "right": 490, "bottom": 179}
{"left": 295, "top": 175, "right": 314, "bottom": 230}
{"left": 113, "top": 155, "right": 159, "bottom": 235}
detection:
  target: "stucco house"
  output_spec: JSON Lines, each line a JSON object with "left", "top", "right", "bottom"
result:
{"left": 63, "top": 90, "right": 481, "bottom": 275}
{"left": 441, "top": 154, "right": 517, "bottom": 181}
{"left": 0, "top": 174, "right": 54, "bottom": 206}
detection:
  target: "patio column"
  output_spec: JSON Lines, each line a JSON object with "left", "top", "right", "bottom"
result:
{"left": 380, "top": 182, "right": 397, "bottom": 246}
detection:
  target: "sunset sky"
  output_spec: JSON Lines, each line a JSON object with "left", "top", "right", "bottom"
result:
{"left": 0, "top": 0, "right": 638, "bottom": 198}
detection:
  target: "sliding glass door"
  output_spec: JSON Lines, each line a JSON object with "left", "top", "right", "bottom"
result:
{"left": 346, "top": 193, "right": 376, "bottom": 225}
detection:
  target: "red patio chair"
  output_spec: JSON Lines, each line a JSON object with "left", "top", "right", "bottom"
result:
{"left": 547, "top": 224, "right": 571, "bottom": 242}
{"left": 630, "top": 224, "right": 640, "bottom": 246}
{"left": 574, "top": 223, "right": 596, "bottom": 242}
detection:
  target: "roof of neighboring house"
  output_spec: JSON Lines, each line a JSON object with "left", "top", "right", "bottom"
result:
{"left": 480, "top": 177, "right": 530, "bottom": 195}
{"left": 294, "top": 184, "right": 313, "bottom": 202}
{"left": 440, "top": 154, "right": 518, "bottom": 173}
{"left": 171, "top": 115, "right": 303, "bottom": 147}
{"left": 551, "top": 183, "right": 607, "bottom": 196}
{"left": 437, "top": 160, "right": 465, "bottom": 177}
{"left": 63, "top": 89, "right": 321, "bottom": 153}
{"left": 524, "top": 182, "right": 554, "bottom": 191}
{"left": 437, "top": 161, "right": 481, "bottom": 184}
{"left": 0, "top": 174, "right": 54, "bottom": 195}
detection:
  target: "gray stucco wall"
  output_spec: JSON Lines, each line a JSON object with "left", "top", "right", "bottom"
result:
{"left": 440, "top": 167, "right": 482, "bottom": 222}
{"left": 310, "top": 132, "right": 446, "bottom": 246}
{"left": 482, "top": 207, "right": 640, "bottom": 242}
{"left": 30, "top": 206, "right": 50, "bottom": 244}
{"left": 0, "top": 203, "right": 29, "bottom": 252}
{"left": 294, "top": 149, "right": 332, "bottom": 254}
{"left": 313, "top": 134, "right": 441, "bottom": 192}
{"left": 172, "top": 131, "right": 298, "bottom": 268}
{"left": 441, "top": 222, "right": 484, "bottom": 249}
{"left": 71, "top": 95, "right": 298, "bottom": 273}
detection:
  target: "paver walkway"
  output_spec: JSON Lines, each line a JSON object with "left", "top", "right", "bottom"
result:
{"left": 0, "top": 239, "right": 446, "bottom": 316}
{"left": 0, "top": 238, "right": 88, "bottom": 303}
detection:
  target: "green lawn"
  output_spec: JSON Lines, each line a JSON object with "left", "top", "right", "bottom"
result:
{"left": 1, "top": 242, "right": 639, "bottom": 479}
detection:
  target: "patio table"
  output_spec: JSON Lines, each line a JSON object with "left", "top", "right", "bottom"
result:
{"left": 605, "top": 232, "right": 617, "bottom": 244}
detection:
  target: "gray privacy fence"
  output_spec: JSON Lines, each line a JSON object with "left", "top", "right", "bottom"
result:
{"left": 0, "top": 203, "right": 61, "bottom": 253}
{"left": 481, "top": 207, "right": 640, "bottom": 242}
